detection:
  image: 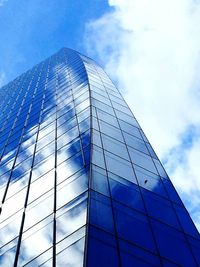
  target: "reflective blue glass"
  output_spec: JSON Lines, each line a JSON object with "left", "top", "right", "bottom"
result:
{"left": 0, "top": 47, "right": 199, "bottom": 267}
{"left": 87, "top": 226, "right": 120, "bottom": 267}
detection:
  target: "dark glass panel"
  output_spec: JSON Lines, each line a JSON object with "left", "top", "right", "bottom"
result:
{"left": 113, "top": 201, "right": 157, "bottom": 253}
{"left": 162, "top": 179, "right": 182, "bottom": 205}
{"left": 87, "top": 226, "right": 120, "bottom": 267}
{"left": 151, "top": 219, "right": 197, "bottom": 266}
{"left": 121, "top": 251, "right": 156, "bottom": 267}
{"left": 119, "top": 239, "right": 161, "bottom": 267}
{"left": 141, "top": 188, "right": 181, "bottom": 229}
{"left": 109, "top": 176, "right": 145, "bottom": 212}
{"left": 174, "top": 205, "right": 200, "bottom": 238}
{"left": 188, "top": 236, "right": 200, "bottom": 266}
{"left": 90, "top": 191, "right": 115, "bottom": 233}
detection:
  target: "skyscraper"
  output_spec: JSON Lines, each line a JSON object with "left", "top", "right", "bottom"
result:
{"left": 0, "top": 47, "right": 199, "bottom": 267}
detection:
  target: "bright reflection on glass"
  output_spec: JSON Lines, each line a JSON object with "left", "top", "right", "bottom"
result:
{"left": 0, "top": 47, "right": 199, "bottom": 267}
{"left": 0, "top": 49, "right": 89, "bottom": 266}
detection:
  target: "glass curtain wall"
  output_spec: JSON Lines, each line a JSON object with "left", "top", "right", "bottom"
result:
{"left": 0, "top": 48, "right": 199, "bottom": 267}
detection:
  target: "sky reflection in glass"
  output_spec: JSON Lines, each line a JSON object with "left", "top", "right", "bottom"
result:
{"left": 0, "top": 48, "right": 199, "bottom": 267}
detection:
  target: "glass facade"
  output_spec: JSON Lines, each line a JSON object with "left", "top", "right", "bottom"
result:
{"left": 0, "top": 47, "right": 199, "bottom": 266}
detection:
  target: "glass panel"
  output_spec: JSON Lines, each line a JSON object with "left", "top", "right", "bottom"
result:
{"left": 109, "top": 176, "right": 145, "bottom": 212}
{"left": 0, "top": 241, "right": 17, "bottom": 266}
{"left": 18, "top": 218, "right": 53, "bottom": 266}
{"left": 141, "top": 188, "right": 181, "bottom": 229}
{"left": 92, "top": 129, "right": 102, "bottom": 147}
{"left": 0, "top": 211, "right": 22, "bottom": 250}
{"left": 162, "top": 179, "right": 182, "bottom": 204}
{"left": 56, "top": 237, "right": 85, "bottom": 267}
{"left": 24, "top": 192, "right": 54, "bottom": 231}
{"left": 1, "top": 185, "right": 27, "bottom": 222}
{"left": 151, "top": 219, "right": 197, "bottom": 266}
{"left": 121, "top": 251, "right": 156, "bottom": 267}
{"left": 56, "top": 225, "right": 86, "bottom": 254}
{"left": 117, "top": 112, "right": 139, "bottom": 127}
{"left": 113, "top": 201, "right": 157, "bottom": 253}
{"left": 119, "top": 120, "right": 140, "bottom": 135}
{"left": 174, "top": 205, "right": 200, "bottom": 238}
{"left": 153, "top": 159, "right": 168, "bottom": 179}
{"left": 125, "top": 134, "right": 149, "bottom": 154}
{"left": 146, "top": 143, "right": 158, "bottom": 159}
{"left": 96, "top": 108, "right": 118, "bottom": 127}
{"left": 119, "top": 239, "right": 161, "bottom": 267}
{"left": 92, "top": 145, "right": 105, "bottom": 169}
{"left": 57, "top": 172, "right": 88, "bottom": 210}
{"left": 56, "top": 193, "right": 87, "bottom": 242}
{"left": 99, "top": 120, "right": 123, "bottom": 142}
{"left": 87, "top": 226, "right": 120, "bottom": 267}
{"left": 91, "top": 165, "right": 110, "bottom": 196}
{"left": 188, "top": 236, "right": 200, "bottom": 266}
{"left": 57, "top": 152, "right": 85, "bottom": 184}
{"left": 24, "top": 248, "right": 52, "bottom": 266}
{"left": 134, "top": 165, "right": 168, "bottom": 198}
{"left": 90, "top": 191, "right": 114, "bottom": 233}
{"left": 102, "top": 134, "right": 129, "bottom": 160}
{"left": 129, "top": 148, "right": 158, "bottom": 174}
{"left": 28, "top": 169, "right": 54, "bottom": 204}
{"left": 105, "top": 151, "right": 136, "bottom": 183}
{"left": 57, "top": 138, "right": 81, "bottom": 165}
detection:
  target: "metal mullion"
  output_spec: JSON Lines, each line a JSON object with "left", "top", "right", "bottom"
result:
{"left": 13, "top": 59, "right": 51, "bottom": 267}
{"left": 53, "top": 56, "right": 58, "bottom": 267}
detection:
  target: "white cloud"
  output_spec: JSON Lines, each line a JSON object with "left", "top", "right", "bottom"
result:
{"left": 85, "top": 0, "right": 200, "bottom": 230}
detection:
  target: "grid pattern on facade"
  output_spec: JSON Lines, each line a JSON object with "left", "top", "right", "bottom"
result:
{"left": 81, "top": 54, "right": 200, "bottom": 267}
{"left": 0, "top": 49, "right": 90, "bottom": 266}
{"left": 0, "top": 48, "right": 199, "bottom": 267}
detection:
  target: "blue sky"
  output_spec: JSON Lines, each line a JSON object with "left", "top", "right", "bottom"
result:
{"left": 0, "top": 0, "right": 111, "bottom": 84}
{"left": 0, "top": 0, "right": 200, "bottom": 231}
